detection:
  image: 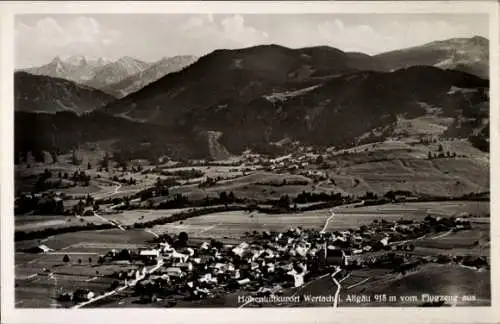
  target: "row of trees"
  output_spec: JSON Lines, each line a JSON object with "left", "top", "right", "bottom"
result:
{"left": 15, "top": 222, "right": 115, "bottom": 241}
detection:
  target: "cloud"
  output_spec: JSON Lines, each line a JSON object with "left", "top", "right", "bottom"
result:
{"left": 15, "top": 16, "right": 121, "bottom": 67}
{"left": 15, "top": 14, "right": 487, "bottom": 67}
{"left": 313, "top": 18, "right": 481, "bottom": 54}
{"left": 315, "top": 19, "right": 396, "bottom": 54}
{"left": 180, "top": 14, "right": 269, "bottom": 51}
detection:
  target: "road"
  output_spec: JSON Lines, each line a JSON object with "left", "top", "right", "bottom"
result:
{"left": 144, "top": 229, "right": 159, "bottom": 238}
{"left": 93, "top": 211, "right": 126, "bottom": 231}
{"left": 113, "top": 183, "right": 122, "bottom": 194}
{"left": 346, "top": 277, "right": 371, "bottom": 289}
{"left": 320, "top": 209, "right": 335, "bottom": 233}
{"left": 331, "top": 266, "right": 342, "bottom": 307}
{"left": 321, "top": 208, "right": 350, "bottom": 308}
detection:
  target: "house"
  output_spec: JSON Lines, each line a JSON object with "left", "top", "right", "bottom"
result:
{"left": 166, "top": 267, "right": 183, "bottom": 277}
{"left": 232, "top": 242, "right": 249, "bottom": 257}
{"left": 31, "top": 244, "right": 54, "bottom": 254}
{"left": 380, "top": 236, "right": 390, "bottom": 246}
{"left": 73, "top": 289, "right": 95, "bottom": 302}
{"left": 82, "top": 207, "right": 94, "bottom": 216}
{"left": 140, "top": 249, "right": 160, "bottom": 259}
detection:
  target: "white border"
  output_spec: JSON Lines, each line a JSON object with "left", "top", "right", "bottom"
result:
{"left": 1, "top": 2, "right": 499, "bottom": 324}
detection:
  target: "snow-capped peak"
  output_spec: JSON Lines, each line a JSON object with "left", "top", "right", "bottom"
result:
{"left": 58, "top": 55, "right": 112, "bottom": 67}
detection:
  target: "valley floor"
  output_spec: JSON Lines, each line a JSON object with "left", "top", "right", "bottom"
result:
{"left": 14, "top": 200, "right": 490, "bottom": 308}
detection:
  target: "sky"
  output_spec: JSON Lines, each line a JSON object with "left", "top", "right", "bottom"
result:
{"left": 15, "top": 13, "right": 489, "bottom": 68}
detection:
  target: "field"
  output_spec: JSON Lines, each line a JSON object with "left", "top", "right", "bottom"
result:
{"left": 14, "top": 199, "right": 490, "bottom": 308}
{"left": 14, "top": 227, "right": 157, "bottom": 308}
{"left": 148, "top": 201, "right": 489, "bottom": 243}
{"left": 15, "top": 214, "right": 110, "bottom": 231}
{"left": 320, "top": 138, "right": 489, "bottom": 198}
{"left": 169, "top": 171, "right": 318, "bottom": 201}
{"left": 342, "top": 263, "right": 491, "bottom": 306}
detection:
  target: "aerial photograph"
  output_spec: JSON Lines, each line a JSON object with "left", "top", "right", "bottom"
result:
{"left": 13, "top": 13, "right": 490, "bottom": 308}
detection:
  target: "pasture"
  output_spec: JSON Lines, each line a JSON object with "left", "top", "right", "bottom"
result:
{"left": 169, "top": 171, "right": 324, "bottom": 201}
{"left": 15, "top": 214, "right": 109, "bottom": 231}
{"left": 320, "top": 137, "right": 489, "bottom": 198}
{"left": 98, "top": 208, "right": 192, "bottom": 226}
{"left": 150, "top": 201, "right": 489, "bottom": 242}
{"left": 343, "top": 263, "right": 491, "bottom": 306}
{"left": 327, "top": 157, "right": 489, "bottom": 198}
{"left": 15, "top": 227, "right": 153, "bottom": 308}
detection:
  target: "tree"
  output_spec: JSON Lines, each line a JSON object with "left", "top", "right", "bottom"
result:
{"left": 277, "top": 195, "right": 290, "bottom": 209}
{"left": 110, "top": 280, "right": 120, "bottom": 290}
{"left": 71, "top": 150, "right": 81, "bottom": 165}
{"left": 63, "top": 254, "right": 70, "bottom": 264}
{"left": 101, "top": 152, "right": 110, "bottom": 168}
{"left": 178, "top": 231, "right": 189, "bottom": 244}
{"left": 51, "top": 151, "right": 58, "bottom": 164}
{"left": 219, "top": 191, "right": 228, "bottom": 203}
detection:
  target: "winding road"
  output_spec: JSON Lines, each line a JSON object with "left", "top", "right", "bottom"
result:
{"left": 321, "top": 208, "right": 346, "bottom": 308}
{"left": 321, "top": 209, "right": 335, "bottom": 234}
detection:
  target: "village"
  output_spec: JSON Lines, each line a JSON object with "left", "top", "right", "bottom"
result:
{"left": 49, "top": 210, "right": 486, "bottom": 308}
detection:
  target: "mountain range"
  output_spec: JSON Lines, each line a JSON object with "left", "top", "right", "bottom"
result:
{"left": 15, "top": 36, "right": 490, "bottom": 160}
{"left": 375, "top": 36, "right": 489, "bottom": 79}
{"left": 100, "top": 55, "right": 199, "bottom": 98}
{"left": 21, "top": 55, "right": 199, "bottom": 97}
{"left": 22, "top": 56, "right": 112, "bottom": 85}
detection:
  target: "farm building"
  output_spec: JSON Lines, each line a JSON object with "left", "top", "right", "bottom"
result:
{"left": 82, "top": 207, "right": 94, "bottom": 216}
{"left": 73, "top": 289, "right": 95, "bottom": 302}
{"left": 139, "top": 249, "right": 160, "bottom": 265}
{"left": 25, "top": 244, "right": 54, "bottom": 254}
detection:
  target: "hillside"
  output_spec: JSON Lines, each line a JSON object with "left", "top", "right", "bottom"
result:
{"left": 101, "top": 55, "right": 199, "bottom": 98}
{"left": 14, "top": 72, "right": 115, "bottom": 114}
{"left": 14, "top": 111, "right": 207, "bottom": 164}
{"left": 375, "top": 36, "right": 489, "bottom": 79}
{"left": 216, "top": 66, "right": 488, "bottom": 153}
{"left": 100, "top": 44, "right": 385, "bottom": 124}
{"left": 98, "top": 43, "right": 488, "bottom": 156}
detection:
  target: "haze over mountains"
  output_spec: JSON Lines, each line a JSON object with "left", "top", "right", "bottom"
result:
{"left": 15, "top": 36, "right": 490, "bottom": 161}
